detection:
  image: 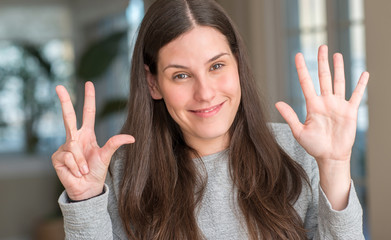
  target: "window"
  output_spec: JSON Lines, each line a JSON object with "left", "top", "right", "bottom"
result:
{"left": 284, "top": 0, "right": 328, "bottom": 120}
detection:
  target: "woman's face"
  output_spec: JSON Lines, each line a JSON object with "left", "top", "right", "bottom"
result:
{"left": 148, "top": 26, "right": 241, "bottom": 155}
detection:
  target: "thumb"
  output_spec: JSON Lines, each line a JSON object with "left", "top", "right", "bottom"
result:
{"left": 275, "top": 101, "right": 303, "bottom": 138}
{"left": 100, "top": 134, "right": 135, "bottom": 164}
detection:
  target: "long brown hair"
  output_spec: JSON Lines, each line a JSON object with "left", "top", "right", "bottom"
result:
{"left": 117, "top": 0, "right": 309, "bottom": 239}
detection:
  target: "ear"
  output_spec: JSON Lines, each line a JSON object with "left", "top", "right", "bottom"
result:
{"left": 145, "top": 64, "right": 163, "bottom": 100}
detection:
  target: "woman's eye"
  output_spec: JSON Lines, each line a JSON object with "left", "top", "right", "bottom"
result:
{"left": 173, "top": 73, "right": 189, "bottom": 80}
{"left": 210, "top": 63, "right": 223, "bottom": 71}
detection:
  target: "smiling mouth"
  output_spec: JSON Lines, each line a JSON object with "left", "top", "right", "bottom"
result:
{"left": 190, "top": 101, "right": 225, "bottom": 114}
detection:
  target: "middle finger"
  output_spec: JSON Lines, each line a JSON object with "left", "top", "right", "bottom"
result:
{"left": 318, "top": 45, "right": 333, "bottom": 96}
{"left": 63, "top": 140, "right": 89, "bottom": 175}
{"left": 82, "top": 81, "right": 96, "bottom": 130}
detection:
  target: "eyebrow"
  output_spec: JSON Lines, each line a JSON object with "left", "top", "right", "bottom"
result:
{"left": 162, "top": 52, "right": 230, "bottom": 72}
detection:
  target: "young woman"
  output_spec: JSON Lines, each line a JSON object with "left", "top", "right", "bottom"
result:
{"left": 52, "top": 0, "right": 368, "bottom": 239}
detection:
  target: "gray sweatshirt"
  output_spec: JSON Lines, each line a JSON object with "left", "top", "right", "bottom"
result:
{"left": 58, "top": 123, "right": 364, "bottom": 239}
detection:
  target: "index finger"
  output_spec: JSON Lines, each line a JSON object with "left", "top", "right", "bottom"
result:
{"left": 349, "top": 71, "right": 369, "bottom": 107}
{"left": 295, "top": 53, "right": 317, "bottom": 100}
{"left": 56, "top": 85, "right": 77, "bottom": 140}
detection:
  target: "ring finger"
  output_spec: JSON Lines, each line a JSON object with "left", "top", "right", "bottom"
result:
{"left": 54, "top": 151, "right": 83, "bottom": 178}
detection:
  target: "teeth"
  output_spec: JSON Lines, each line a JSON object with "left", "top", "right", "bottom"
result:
{"left": 198, "top": 105, "right": 217, "bottom": 113}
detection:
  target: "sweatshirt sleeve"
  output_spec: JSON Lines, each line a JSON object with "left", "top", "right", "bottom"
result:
{"left": 58, "top": 184, "right": 113, "bottom": 240}
{"left": 304, "top": 143, "right": 364, "bottom": 240}
{"left": 313, "top": 181, "right": 364, "bottom": 240}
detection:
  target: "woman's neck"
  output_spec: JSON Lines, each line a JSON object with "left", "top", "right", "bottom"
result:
{"left": 186, "top": 133, "right": 230, "bottom": 157}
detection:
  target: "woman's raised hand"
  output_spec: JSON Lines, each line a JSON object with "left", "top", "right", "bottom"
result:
{"left": 52, "top": 82, "right": 134, "bottom": 201}
{"left": 275, "top": 45, "right": 369, "bottom": 210}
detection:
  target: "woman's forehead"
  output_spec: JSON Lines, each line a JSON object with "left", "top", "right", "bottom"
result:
{"left": 157, "top": 26, "right": 232, "bottom": 67}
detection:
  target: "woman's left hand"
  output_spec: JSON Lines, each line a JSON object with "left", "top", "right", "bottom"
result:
{"left": 275, "top": 45, "right": 369, "bottom": 210}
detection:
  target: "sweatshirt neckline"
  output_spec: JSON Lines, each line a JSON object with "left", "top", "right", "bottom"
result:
{"left": 197, "top": 149, "right": 229, "bottom": 163}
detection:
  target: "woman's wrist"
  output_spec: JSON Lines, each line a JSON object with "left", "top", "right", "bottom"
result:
{"left": 67, "top": 188, "right": 106, "bottom": 203}
{"left": 317, "top": 159, "right": 351, "bottom": 210}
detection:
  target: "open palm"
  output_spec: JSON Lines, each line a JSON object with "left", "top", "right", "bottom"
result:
{"left": 52, "top": 82, "right": 134, "bottom": 201}
{"left": 276, "top": 45, "right": 369, "bottom": 163}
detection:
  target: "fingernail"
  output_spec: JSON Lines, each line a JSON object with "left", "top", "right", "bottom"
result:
{"left": 77, "top": 171, "right": 82, "bottom": 178}
{"left": 82, "top": 165, "right": 89, "bottom": 174}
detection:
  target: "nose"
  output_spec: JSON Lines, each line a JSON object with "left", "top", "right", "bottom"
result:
{"left": 193, "top": 75, "right": 216, "bottom": 102}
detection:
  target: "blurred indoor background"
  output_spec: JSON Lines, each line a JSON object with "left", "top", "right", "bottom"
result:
{"left": 0, "top": 0, "right": 389, "bottom": 239}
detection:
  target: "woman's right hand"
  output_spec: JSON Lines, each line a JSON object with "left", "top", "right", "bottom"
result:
{"left": 52, "top": 81, "right": 135, "bottom": 201}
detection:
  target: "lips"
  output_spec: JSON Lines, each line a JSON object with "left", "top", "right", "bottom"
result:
{"left": 194, "top": 104, "right": 220, "bottom": 113}
{"left": 190, "top": 101, "right": 225, "bottom": 117}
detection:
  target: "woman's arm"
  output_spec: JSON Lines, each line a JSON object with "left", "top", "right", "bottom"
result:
{"left": 52, "top": 82, "right": 134, "bottom": 239}
{"left": 271, "top": 123, "right": 364, "bottom": 239}
{"left": 58, "top": 185, "right": 114, "bottom": 240}
{"left": 307, "top": 155, "right": 364, "bottom": 240}
{"left": 275, "top": 45, "right": 369, "bottom": 210}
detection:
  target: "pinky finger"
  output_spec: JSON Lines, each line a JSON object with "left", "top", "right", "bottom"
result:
{"left": 62, "top": 152, "right": 83, "bottom": 178}
{"left": 349, "top": 71, "right": 369, "bottom": 107}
